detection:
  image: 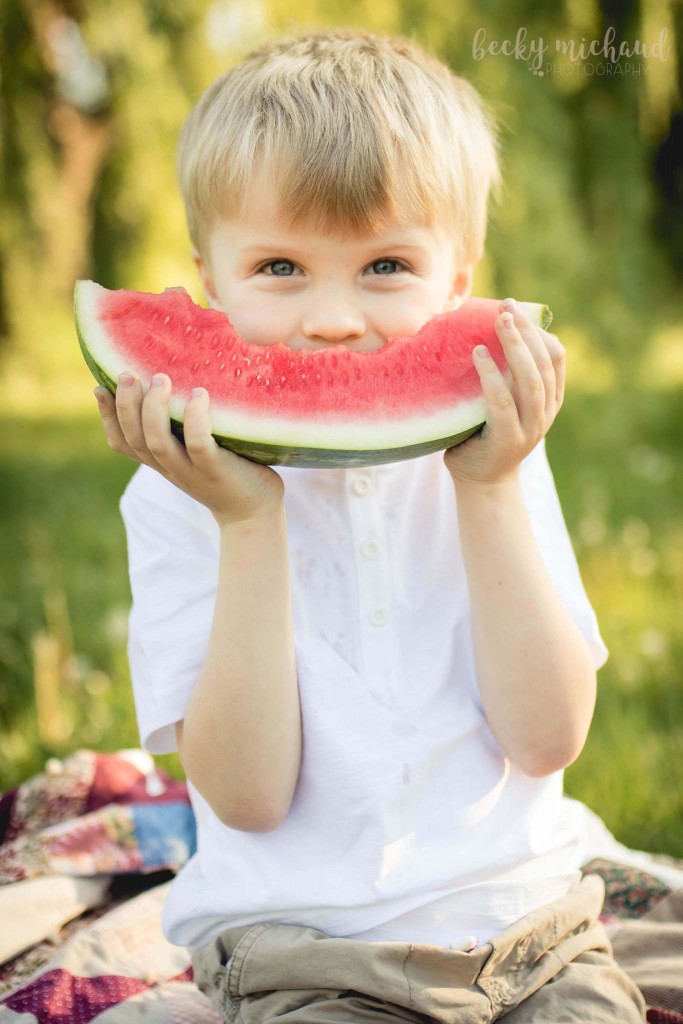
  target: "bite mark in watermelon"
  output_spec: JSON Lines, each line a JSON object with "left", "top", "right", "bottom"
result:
{"left": 74, "top": 281, "right": 552, "bottom": 468}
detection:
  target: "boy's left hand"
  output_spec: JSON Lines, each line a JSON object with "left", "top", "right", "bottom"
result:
{"left": 444, "top": 297, "right": 566, "bottom": 488}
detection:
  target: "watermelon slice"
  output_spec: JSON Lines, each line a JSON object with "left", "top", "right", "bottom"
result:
{"left": 74, "top": 281, "right": 552, "bottom": 469}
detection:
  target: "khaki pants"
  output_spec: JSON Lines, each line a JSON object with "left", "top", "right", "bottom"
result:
{"left": 191, "top": 873, "right": 646, "bottom": 1022}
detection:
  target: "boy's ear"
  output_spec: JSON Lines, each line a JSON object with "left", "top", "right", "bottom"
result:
{"left": 191, "top": 247, "right": 221, "bottom": 309}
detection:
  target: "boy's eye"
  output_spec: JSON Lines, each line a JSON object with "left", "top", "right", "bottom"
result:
{"left": 368, "top": 258, "right": 409, "bottom": 275}
{"left": 258, "top": 259, "right": 299, "bottom": 277}
{"left": 257, "top": 257, "right": 409, "bottom": 277}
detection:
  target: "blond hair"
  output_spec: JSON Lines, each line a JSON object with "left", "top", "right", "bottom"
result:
{"left": 177, "top": 28, "right": 502, "bottom": 269}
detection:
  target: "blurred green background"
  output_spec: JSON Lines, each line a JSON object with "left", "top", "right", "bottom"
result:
{"left": 0, "top": 0, "right": 681, "bottom": 857}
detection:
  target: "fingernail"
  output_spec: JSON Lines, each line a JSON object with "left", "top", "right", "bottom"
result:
{"left": 501, "top": 298, "right": 516, "bottom": 312}
{"left": 119, "top": 373, "right": 134, "bottom": 388}
{"left": 94, "top": 388, "right": 105, "bottom": 406}
{"left": 152, "top": 373, "right": 166, "bottom": 387}
{"left": 501, "top": 312, "right": 514, "bottom": 330}
{"left": 192, "top": 387, "right": 206, "bottom": 398}
{"left": 475, "top": 345, "right": 489, "bottom": 359}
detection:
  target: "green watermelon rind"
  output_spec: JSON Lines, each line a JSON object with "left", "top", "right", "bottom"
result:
{"left": 168, "top": 417, "right": 484, "bottom": 467}
{"left": 76, "top": 285, "right": 552, "bottom": 468}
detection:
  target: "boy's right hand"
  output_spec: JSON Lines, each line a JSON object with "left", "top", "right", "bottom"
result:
{"left": 95, "top": 371, "right": 285, "bottom": 527}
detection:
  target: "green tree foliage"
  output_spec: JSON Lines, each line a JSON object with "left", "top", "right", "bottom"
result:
{"left": 0, "top": 0, "right": 680, "bottom": 396}
{"left": 1, "top": 0, "right": 681, "bottom": 402}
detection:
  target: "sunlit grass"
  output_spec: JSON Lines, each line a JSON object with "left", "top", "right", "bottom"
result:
{"left": 0, "top": 386, "right": 681, "bottom": 858}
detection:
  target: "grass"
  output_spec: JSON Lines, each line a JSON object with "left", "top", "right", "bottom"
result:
{"left": 0, "top": 387, "right": 681, "bottom": 856}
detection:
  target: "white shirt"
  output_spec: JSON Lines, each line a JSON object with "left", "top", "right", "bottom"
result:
{"left": 119, "top": 440, "right": 608, "bottom": 954}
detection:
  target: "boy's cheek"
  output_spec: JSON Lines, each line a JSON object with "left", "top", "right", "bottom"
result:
{"left": 223, "top": 304, "right": 288, "bottom": 347}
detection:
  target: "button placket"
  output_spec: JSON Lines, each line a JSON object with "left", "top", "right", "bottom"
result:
{"left": 347, "top": 468, "right": 394, "bottom": 702}
{"left": 361, "top": 540, "right": 379, "bottom": 560}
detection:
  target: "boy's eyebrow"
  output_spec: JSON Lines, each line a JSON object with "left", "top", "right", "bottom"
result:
{"left": 240, "top": 241, "right": 432, "bottom": 257}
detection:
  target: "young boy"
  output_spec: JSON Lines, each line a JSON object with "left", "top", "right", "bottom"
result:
{"left": 95, "top": 27, "right": 646, "bottom": 1023}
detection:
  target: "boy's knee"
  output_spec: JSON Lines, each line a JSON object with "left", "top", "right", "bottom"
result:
{"left": 503, "top": 949, "right": 646, "bottom": 1023}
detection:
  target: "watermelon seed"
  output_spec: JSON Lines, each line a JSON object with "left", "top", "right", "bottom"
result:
{"left": 217, "top": 351, "right": 222, "bottom": 358}
{"left": 256, "top": 373, "right": 262, "bottom": 382}
{"left": 231, "top": 353, "right": 237, "bottom": 362}
{"left": 235, "top": 368, "right": 241, "bottom": 377}
{"left": 210, "top": 335, "right": 220, "bottom": 349}
{"left": 255, "top": 355, "right": 262, "bottom": 365}
{"left": 205, "top": 359, "right": 210, "bottom": 365}
{"left": 315, "top": 373, "right": 321, "bottom": 383}
{"left": 163, "top": 316, "right": 171, "bottom": 325}
{"left": 170, "top": 355, "right": 177, "bottom": 364}
{"left": 244, "top": 357, "right": 251, "bottom": 367}
{"left": 192, "top": 361, "right": 200, "bottom": 373}
{"left": 265, "top": 379, "right": 270, "bottom": 386}
{"left": 185, "top": 325, "right": 193, "bottom": 334}
{"left": 280, "top": 375, "right": 286, "bottom": 384}
{"left": 220, "top": 364, "right": 225, "bottom": 370}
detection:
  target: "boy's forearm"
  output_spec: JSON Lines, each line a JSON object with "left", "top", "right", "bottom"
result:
{"left": 180, "top": 503, "right": 302, "bottom": 831}
{"left": 454, "top": 475, "right": 597, "bottom": 777}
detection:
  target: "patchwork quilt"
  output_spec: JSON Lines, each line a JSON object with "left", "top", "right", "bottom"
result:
{"left": 0, "top": 750, "right": 681, "bottom": 1023}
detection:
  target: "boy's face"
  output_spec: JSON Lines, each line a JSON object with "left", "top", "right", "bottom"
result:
{"left": 193, "top": 171, "right": 475, "bottom": 353}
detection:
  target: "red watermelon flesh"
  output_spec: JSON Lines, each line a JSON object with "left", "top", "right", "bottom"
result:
{"left": 74, "top": 281, "right": 552, "bottom": 468}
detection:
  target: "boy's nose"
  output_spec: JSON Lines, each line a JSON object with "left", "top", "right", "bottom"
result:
{"left": 300, "top": 297, "right": 366, "bottom": 346}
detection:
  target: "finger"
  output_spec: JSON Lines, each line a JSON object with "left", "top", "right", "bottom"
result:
{"left": 114, "top": 372, "right": 177, "bottom": 474}
{"left": 495, "top": 311, "right": 545, "bottom": 432}
{"left": 140, "top": 373, "right": 194, "bottom": 476}
{"left": 181, "top": 386, "right": 225, "bottom": 471}
{"left": 496, "top": 305, "right": 551, "bottom": 431}
{"left": 115, "top": 372, "right": 152, "bottom": 455}
{"left": 473, "top": 344, "right": 524, "bottom": 443}
{"left": 96, "top": 384, "right": 146, "bottom": 461}
{"left": 543, "top": 331, "right": 566, "bottom": 408}
{"left": 142, "top": 377, "right": 239, "bottom": 484}
{"left": 502, "top": 300, "right": 560, "bottom": 422}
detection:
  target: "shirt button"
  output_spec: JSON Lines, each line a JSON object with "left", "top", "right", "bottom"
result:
{"left": 361, "top": 540, "right": 379, "bottom": 559}
{"left": 351, "top": 476, "right": 370, "bottom": 496}
{"left": 370, "top": 607, "right": 388, "bottom": 626}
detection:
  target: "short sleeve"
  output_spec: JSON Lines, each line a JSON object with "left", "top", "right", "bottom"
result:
{"left": 119, "top": 465, "right": 220, "bottom": 754}
{"left": 519, "top": 439, "right": 609, "bottom": 671}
